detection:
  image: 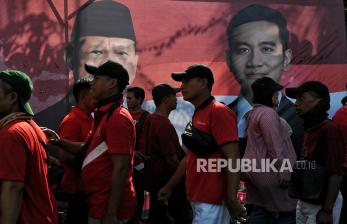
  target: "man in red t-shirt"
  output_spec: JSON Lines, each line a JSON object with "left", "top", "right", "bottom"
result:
{"left": 286, "top": 81, "right": 344, "bottom": 224}
{"left": 332, "top": 101, "right": 347, "bottom": 224}
{"left": 143, "top": 83, "right": 192, "bottom": 224}
{"left": 126, "top": 86, "right": 150, "bottom": 158}
{"left": 126, "top": 86, "right": 149, "bottom": 223}
{"left": 0, "top": 70, "right": 57, "bottom": 224}
{"left": 45, "top": 61, "right": 136, "bottom": 224}
{"left": 58, "top": 78, "right": 95, "bottom": 223}
{"left": 158, "top": 64, "right": 246, "bottom": 224}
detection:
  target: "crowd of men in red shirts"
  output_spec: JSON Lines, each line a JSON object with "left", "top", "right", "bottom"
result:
{"left": 0, "top": 62, "right": 346, "bottom": 224}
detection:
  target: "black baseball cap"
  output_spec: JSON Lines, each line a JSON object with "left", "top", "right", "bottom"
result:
{"left": 85, "top": 60, "right": 129, "bottom": 86}
{"left": 72, "top": 0, "right": 136, "bottom": 42}
{"left": 152, "top": 83, "right": 180, "bottom": 104}
{"left": 286, "top": 81, "right": 330, "bottom": 99}
{"left": 0, "top": 70, "right": 34, "bottom": 116}
{"left": 252, "top": 77, "right": 283, "bottom": 102}
{"left": 171, "top": 64, "right": 214, "bottom": 86}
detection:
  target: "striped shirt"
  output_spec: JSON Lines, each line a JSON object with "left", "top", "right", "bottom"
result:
{"left": 243, "top": 104, "right": 297, "bottom": 212}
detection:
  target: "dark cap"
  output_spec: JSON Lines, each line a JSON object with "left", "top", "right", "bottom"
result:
{"left": 72, "top": 0, "right": 136, "bottom": 41}
{"left": 171, "top": 64, "right": 214, "bottom": 86}
{"left": 252, "top": 77, "right": 283, "bottom": 102}
{"left": 285, "top": 81, "right": 330, "bottom": 100}
{"left": 152, "top": 83, "right": 180, "bottom": 104}
{"left": 0, "top": 70, "right": 34, "bottom": 116}
{"left": 85, "top": 61, "right": 129, "bottom": 86}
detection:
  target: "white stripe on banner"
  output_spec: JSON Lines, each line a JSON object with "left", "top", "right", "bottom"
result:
{"left": 82, "top": 141, "right": 108, "bottom": 169}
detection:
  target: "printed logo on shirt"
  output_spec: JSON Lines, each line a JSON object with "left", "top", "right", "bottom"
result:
{"left": 196, "top": 120, "right": 206, "bottom": 126}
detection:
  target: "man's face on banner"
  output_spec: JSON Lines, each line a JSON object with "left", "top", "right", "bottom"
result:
{"left": 227, "top": 21, "right": 291, "bottom": 95}
{"left": 78, "top": 36, "right": 138, "bottom": 84}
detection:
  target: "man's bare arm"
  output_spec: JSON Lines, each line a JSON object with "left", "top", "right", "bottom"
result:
{"left": 103, "top": 154, "right": 130, "bottom": 222}
{"left": 157, "top": 156, "right": 186, "bottom": 201}
{"left": 220, "top": 142, "right": 247, "bottom": 223}
{"left": 0, "top": 180, "right": 24, "bottom": 224}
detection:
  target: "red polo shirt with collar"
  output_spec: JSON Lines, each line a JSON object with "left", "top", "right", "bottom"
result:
{"left": 79, "top": 100, "right": 136, "bottom": 220}
{"left": 58, "top": 106, "right": 93, "bottom": 193}
{"left": 186, "top": 97, "right": 238, "bottom": 204}
{"left": 0, "top": 119, "right": 58, "bottom": 224}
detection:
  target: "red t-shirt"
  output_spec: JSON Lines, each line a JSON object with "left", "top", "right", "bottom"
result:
{"left": 302, "top": 120, "right": 344, "bottom": 175}
{"left": 332, "top": 105, "right": 347, "bottom": 168}
{"left": 0, "top": 119, "right": 58, "bottom": 224}
{"left": 130, "top": 109, "right": 149, "bottom": 165}
{"left": 79, "top": 102, "right": 136, "bottom": 220}
{"left": 58, "top": 106, "right": 94, "bottom": 193}
{"left": 143, "top": 114, "right": 185, "bottom": 191}
{"left": 186, "top": 98, "right": 238, "bottom": 204}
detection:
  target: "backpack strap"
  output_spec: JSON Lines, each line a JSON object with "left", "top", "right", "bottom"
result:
{"left": 23, "top": 119, "right": 50, "bottom": 165}
{"left": 75, "top": 102, "right": 122, "bottom": 169}
{"left": 106, "top": 102, "right": 122, "bottom": 121}
{"left": 134, "top": 110, "right": 149, "bottom": 146}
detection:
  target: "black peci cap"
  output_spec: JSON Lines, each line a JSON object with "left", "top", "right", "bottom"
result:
{"left": 72, "top": 0, "right": 136, "bottom": 41}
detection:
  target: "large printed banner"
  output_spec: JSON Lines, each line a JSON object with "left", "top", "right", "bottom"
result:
{"left": 0, "top": 0, "right": 346, "bottom": 135}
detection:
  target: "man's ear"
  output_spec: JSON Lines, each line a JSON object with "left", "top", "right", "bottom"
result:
{"left": 109, "top": 78, "right": 118, "bottom": 90}
{"left": 8, "top": 91, "right": 19, "bottom": 105}
{"left": 283, "top": 49, "right": 292, "bottom": 71}
{"left": 201, "top": 78, "right": 209, "bottom": 90}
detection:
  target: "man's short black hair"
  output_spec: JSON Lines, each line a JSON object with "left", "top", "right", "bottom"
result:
{"left": 127, "top": 86, "right": 145, "bottom": 104}
{"left": 227, "top": 4, "right": 289, "bottom": 51}
{"left": 73, "top": 77, "right": 92, "bottom": 102}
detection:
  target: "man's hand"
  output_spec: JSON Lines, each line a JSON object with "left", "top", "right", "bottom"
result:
{"left": 278, "top": 171, "right": 291, "bottom": 188}
{"left": 102, "top": 214, "right": 120, "bottom": 224}
{"left": 40, "top": 127, "right": 61, "bottom": 145}
{"left": 134, "top": 151, "right": 150, "bottom": 160}
{"left": 48, "top": 155, "right": 62, "bottom": 167}
{"left": 226, "top": 200, "right": 247, "bottom": 224}
{"left": 316, "top": 209, "right": 333, "bottom": 224}
{"left": 157, "top": 186, "right": 172, "bottom": 202}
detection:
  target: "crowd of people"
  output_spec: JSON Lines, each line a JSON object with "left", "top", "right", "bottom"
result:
{"left": 0, "top": 62, "right": 346, "bottom": 224}
{"left": 0, "top": 2, "right": 346, "bottom": 224}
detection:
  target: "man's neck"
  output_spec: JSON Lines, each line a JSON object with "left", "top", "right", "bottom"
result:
{"left": 102, "top": 90, "right": 119, "bottom": 101}
{"left": 154, "top": 105, "right": 170, "bottom": 118}
{"left": 129, "top": 106, "right": 142, "bottom": 114}
{"left": 190, "top": 91, "right": 211, "bottom": 109}
{"left": 77, "top": 102, "right": 92, "bottom": 115}
{"left": 0, "top": 106, "right": 22, "bottom": 120}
